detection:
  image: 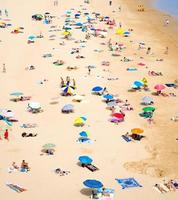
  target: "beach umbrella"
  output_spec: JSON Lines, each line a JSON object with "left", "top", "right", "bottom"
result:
{"left": 142, "top": 96, "right": 153, "bottom": 104}
{"left": 79, "top": 156, "right": 93, "bottom": 164}
{"left": 142, "top": 78, "right": 148, "bottom": 85}
{"left": 116, "top": 28, "right": 124, "bottom": 35}
{"left": 0, "top": 120, "right": 12, "bottom": 132}
{"left": 62, "top": 31, "right": 70, "bottom": 36}
{"left": 76, "top": 22, "right": 83, "bottom": 26}
{"left": 103, "top": 94, "right": 114, "bottom": 100}
{"left": 83, "top": 179, "right": 103, "bottom": 189}
{"left": 143, "top": 106, "right": 155, "bottom": 112}
{"left": 10, "top": 92, "right": 23, "bottom": 96}
{"left": 42, "top": 143, "right": 56, "bottom": 149}
{"left": 28, "top": 102, "right": 41, "bottom": 109}
{"left": 112, "top": 113, "right": 125, "bottom": 119}
{"left": 0, "top": 22, "right": 6, "bottom": 28}
{"left": 92, "top": 86, "right": 103, "bottom": 92}
{"left": 131, "top": 128, "right": 144, "bottom": 134}
{"left": 62, "top": 85, "right": 75, "bottom": 94}
{"left": 124, "top": 31, "right": 130, "bottom": 35}
{"left": 154, "top": 84, "right": 166, "bottom": 91}
{"left": 133, "top": 80, "right": 144, "bottom": 88}
{"left": 28, "top": 35, "right": 36, "bottom": 40}
{"left": 79, "top": 131, "right": 89, "bottom": 137}
{"left": 0, "top": 109, "right": 14, "bottom": 118}
{"left": 107, "top": 101, "right": 118, "bottom": 107}
{"left": 62, "top": 104, "right": 74, "bottom": 112}
{"left": 74, "top": 117, "right": 86, "bottom": 126}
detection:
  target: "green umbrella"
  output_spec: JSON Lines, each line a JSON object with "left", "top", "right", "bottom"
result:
{"left": 143, "top": 106, "right": 155, "bottom": 112}
{"left": 42, "top": 143, "right": 56, "bottom": 149}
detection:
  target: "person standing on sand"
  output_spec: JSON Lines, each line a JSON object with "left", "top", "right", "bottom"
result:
{"left": 4, "top": 129, "right": 9, "bottom": 141}
{"left": 2, "top": 63, "right": 6, "bottom": 73}
{"left": 164, "top": 19, "right": 169, "bottom": 26}
{"left": 88, "top": 66, "right": 91, "bottom": 75}
{"left": 146, "top": 47, "right": 151, "bottom": 54}
{"left": 109, "top": 1, "right": 112, "bottom": 6}
{"left": 5, "top": 9, "right": 8, "bottom": 17}
{"left": 164, "top": 46, "right": 169, "bottom": 54}
{"left": 54, "top": 0, "right": 58, "bottom": 6}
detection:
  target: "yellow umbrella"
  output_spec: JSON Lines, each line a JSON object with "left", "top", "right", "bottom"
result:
{"left": 74, "top": 118, "right": 84, "bottom": 126}
{"left": 131, "top": 128, "right": 144, "bottom": 134}
{"left": 142, "top": 77, "right": 148, "bottom": 86}
{"left": 63, "top": 31, "right": 70, "bottom": 36}
{"left": 116, "top": 28, "right": 124, "bottom": 35}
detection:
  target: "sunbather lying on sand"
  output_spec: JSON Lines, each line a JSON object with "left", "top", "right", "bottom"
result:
{"left": 54, "top": 168, "right": 70, "bottom": 176}
{"left": 11, "top": 96, "right": 31, "bottom": 102}
{"left": 148, "top": 71, "right": 163, "bottom": 76}
{"left": 53, "top": 59, "right": 64, "bottom": 65}
{"left": 21, "top": 132, "right": 37, "bottom": 137}
{"left": 121, "top": 57, "right": 132, "bottom": 62}
{"left": 76, "top": 55, "right": 85, "bottom": 59}
{"left": 102, "top": 61, "right": 110, "bottom": 66}
{"left": 66, "top": 66, "right": 78, "bottom": 70}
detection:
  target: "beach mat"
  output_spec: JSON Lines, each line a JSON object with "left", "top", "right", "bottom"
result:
{"left": 115, "top": 178, "right": 142, "bottom": 189}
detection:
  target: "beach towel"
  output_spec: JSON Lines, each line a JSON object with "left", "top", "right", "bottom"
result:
{"left": 165, "top": 83, "right": 175, "bottom": 87}
{"left": 115, "top": 178, "right": 142, "bottom": 189}
{"left": 127, "top": 68, "right": 137, "bottom": 71}
{"left": 6, "top": 182, "right": 26, "bottom": 193}
{"left": 121, "top": 135, "right": 132, "bottom": 142}
{"left": 20, "top": 123, "right": 37, "bottom": 128}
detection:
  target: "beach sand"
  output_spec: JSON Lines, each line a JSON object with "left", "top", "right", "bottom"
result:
{"left": 0, "top": 0, "right": 178, "bottom": 199}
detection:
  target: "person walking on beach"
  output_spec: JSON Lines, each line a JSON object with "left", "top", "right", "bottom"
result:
{"left": 88, "top": 66, "right": 91, "bottom": 75}
{"left": 5, "top": 9, "right": 8, "bottom": 17}
{"left": 2, "top": 63, "right": 6, "bottom": 73}
{"left": 4, "top": 129, "right": 9, "bottom": 141}
{"left": 54, "top": 0, "right": 58, "bottom": 6}
{"left": 109, "top": 1, "right": 112, "bottom": 6}
{"left": 164, "top": 46, "right": 169, "bottom": 54}
{"left": 146, "top": 47, "right": 151, "bottom": 54}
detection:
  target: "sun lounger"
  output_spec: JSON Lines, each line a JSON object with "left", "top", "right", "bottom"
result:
{"left": 122, "top": 135, "right": 132, "bottom": 142}
{"left": 21, "top": 123, "right": 38, "bottom": 128}
{"left": 84, "top": 164, "right": 99, "bottom": 172}
{"left": 6, "top": 182, "right": 27, "bottom": 193}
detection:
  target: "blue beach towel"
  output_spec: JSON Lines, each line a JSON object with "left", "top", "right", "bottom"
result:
{"left": 127, "top": 68, "right": 137, "bottom": 72}
{"left": 115, "top": 178, "right": 142, "bottom": 189}
{"left": 121, "top": 135, "right": 132, "bottom": 142}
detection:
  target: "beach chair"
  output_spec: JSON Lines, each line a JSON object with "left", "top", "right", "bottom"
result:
{"left": 84, "top": 164, "right": 99, "bottom": 172}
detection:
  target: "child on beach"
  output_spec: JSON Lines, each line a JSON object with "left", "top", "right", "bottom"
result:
{"left": 5, "top": 9, "right": 8, "bottom": 17}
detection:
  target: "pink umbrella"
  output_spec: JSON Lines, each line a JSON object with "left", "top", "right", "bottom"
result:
{"left": 154, "top": 84, "right": 166, "bottom": 91}
{"left": 138, "top": 62, "right": 145, "bottom": 66}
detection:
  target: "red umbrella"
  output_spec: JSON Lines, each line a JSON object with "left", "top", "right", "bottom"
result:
{"left": 112, "top": 112, "right": 125, "bottom": 119}
{"left": 154, "top": 84, "right": 166, "bottom": 91}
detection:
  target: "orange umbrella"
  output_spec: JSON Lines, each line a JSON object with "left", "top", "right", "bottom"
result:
{"left": 131, "top": 128, "right": 144, "bottom": 134}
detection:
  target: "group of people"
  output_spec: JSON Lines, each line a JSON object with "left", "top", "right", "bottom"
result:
{"left": 8, "top": 160, "right": 30, "bottom": 173}
{"left": 60, "top": 76, "right": 76, "bottom": 88}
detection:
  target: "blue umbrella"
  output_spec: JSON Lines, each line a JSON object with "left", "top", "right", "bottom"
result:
{"left": 79, "top": 156, "right": 93, "bottom": 164}
{"left": 124, "top": 31, "right": 130, "bottom": 35}
{"left": 92, "top": 86, "right": 103, "bottom": 92}
{"left": 75, "top": 13, "right": 80, "bottom": 17}
{"left": 103, "top": 94, "right": 114, "bottom": 100}
{"left": 80, "top": 116, "right": 87, "bottom": 121}
{"left": 28, "top": 35, "right": 36, "bottom": 40}
{"left": 133, "top": 81, "right": 143, "bottom": 88}
{"left": 76, "top": 22, "right": 83, "bottom": 26}
{"left": 79, "top": 131, "right": 89, "bottom": 137}
{"left": 83, "top": 179, "right": 103, "bottom": 189}
{"left": 10, "top": 92, "right": 23, "bottom": 96}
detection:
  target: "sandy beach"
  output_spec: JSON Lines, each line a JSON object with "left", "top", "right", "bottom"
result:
{"left": 0, "top": 0, "right": 178, "bottom": 199}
